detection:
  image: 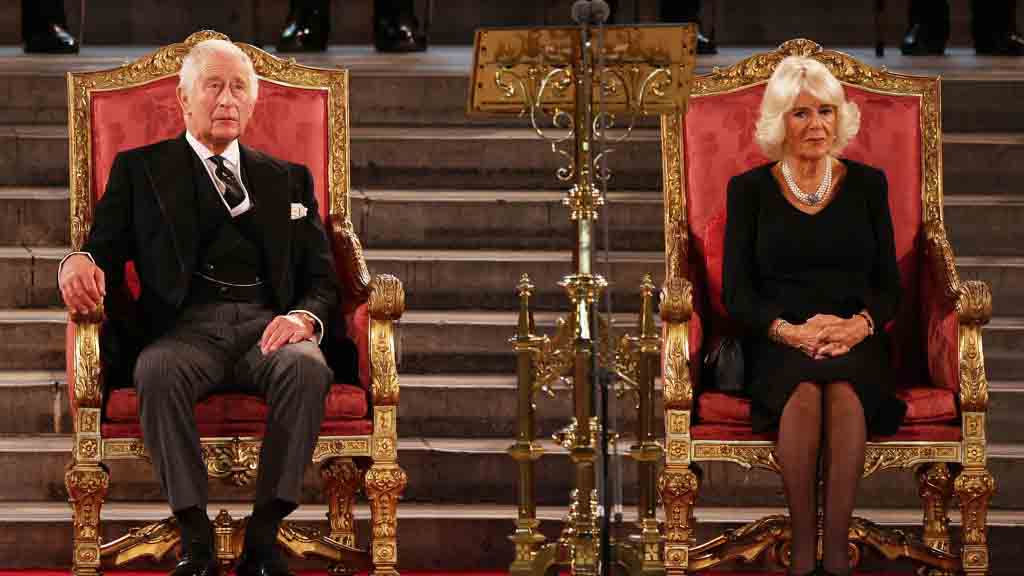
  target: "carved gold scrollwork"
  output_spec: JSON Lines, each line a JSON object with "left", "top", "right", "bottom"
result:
{"left": 957, "top": 280, "right": 993, "bottom": 325}
{"left": 366, "top": 465, "right": 406, "bottom": 575}
{"left": 321, "top": 458, "right": 364, "bottom": 548}
{"left": 74, "top": 321, "right": 103, "bottom": 408}
{"left": 202, "top": 438, "right": 260, "bottom": 486}
{"left": 917, "top": 463, "right": 954, "bottom": 554}
{"left": 658, "top": 467, "right": 699, "bottom": 547}
{"left": 692, "top": 443, "right": 781, "bottom": 473}
{"left": 101, "top": 517, "right": 179, "bottom": 567}
{"left": 959, "top": 324, "right": 990, "bottom": 413}
{"left": 955, "top": 469, "right": 996, "bottom": 546}
{"left": 368, "top": 274, "right": 406, "bottom": 320}
{"left": 370, "top": 318, "right": 400, "bottom": 407}
{"left": 66, "top": 464, "right": 109, "bottom": 572}
{"left": 662, "top": 322, "right": 692, "bottom": 410}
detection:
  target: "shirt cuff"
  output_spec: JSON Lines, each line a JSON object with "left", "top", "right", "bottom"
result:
{"left": 58, "top": 251, "right": 95, "bottom": 280}
{"left": 287, "top": 309, "right": 324, "bottom": 345}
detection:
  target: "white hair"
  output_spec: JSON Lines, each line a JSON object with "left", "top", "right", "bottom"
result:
{"left": 178, "top": 39, "right": 259, "bottom": 101}
{"left": 754, "top": 56, "right": 860, "bottom": 160}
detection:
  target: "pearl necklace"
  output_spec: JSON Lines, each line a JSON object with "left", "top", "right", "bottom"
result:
{"left": 781, "top": 158, "right": 832, "bottom": 206}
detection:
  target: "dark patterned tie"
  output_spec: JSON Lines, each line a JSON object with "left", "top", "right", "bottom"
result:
{"left": 209, "top": 155, "right": 246, "bottom": 209}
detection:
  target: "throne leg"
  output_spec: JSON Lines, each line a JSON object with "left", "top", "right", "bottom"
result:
{"left": 917, "top": 463, "right": 955, "bottom": 575}
{"left": 954, "top": 468, "right": 995, "bottom": 576}
{"left": 321, "top": 458, "right": 364, "bottom": 550}
{"left": 365, "top": 463, "right": 408, "bottom": 576}
{"left": 65, "top": 462, "right": 110, "bottom": 576}
{"left": 658, "top": 465, "right": 700, "bottom": 576}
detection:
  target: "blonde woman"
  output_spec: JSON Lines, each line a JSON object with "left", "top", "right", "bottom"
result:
{"left": 722, "top": 56, "right": 907, "bottom": 576}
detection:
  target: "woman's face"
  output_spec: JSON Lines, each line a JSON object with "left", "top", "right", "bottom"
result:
{"left": 783, "top": 91, "right": 837, "bottom": 162}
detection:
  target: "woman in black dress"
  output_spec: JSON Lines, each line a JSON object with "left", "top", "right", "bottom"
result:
{"left": 722, "top": 56, "right": 907, "bottom": 576}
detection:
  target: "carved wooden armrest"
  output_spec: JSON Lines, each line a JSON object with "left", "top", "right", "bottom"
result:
{"left": 367, "top": 275, "right": 405, "bottom": 407}
{"left": 924, "top": 221, "right": 992, "bottom": 412}
{"left": 70, "top": 307, "right": 105, "bottom": 411}
{"left": 330, "top": 215, "right": 371, "bottom": 307}
{"left": 660, "top": 277, "right": 695, "bottom": 411}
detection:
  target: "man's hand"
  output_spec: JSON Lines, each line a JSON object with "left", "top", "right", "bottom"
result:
{"left": 58, "top": 254, "right": 105, "bottom": 315}
{"left": 260, "top": 314, "right": 315, "bottom": 355}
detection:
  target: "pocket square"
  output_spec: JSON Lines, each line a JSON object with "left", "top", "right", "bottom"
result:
{"left": 290, "top": 203, "right": 308, "bottom": 220}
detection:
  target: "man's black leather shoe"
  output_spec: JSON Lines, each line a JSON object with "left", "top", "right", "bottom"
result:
{"left": 696, "top": 31, "right": 717, "bottom": 55}
{"left": 374, "top": 0, "right": 427, "bottom": 53}
{"left": 24, "top": 24, "right": 78, "bottom": 54}
{"left": 169, "top": 551, "right": 219, "bottom": 576}
{"left": 901, "top": 24, "right": 947, "bottom": 55}
{"left": 976, "top": 33, "right": 1024, "bottom": 56}
{"left": 277, "top": 3, "right": 329, "bottom": 53}
{"left": 235, "top": 552, "right": 295, "bottom": 576}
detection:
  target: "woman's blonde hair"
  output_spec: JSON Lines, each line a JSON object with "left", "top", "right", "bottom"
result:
{"left": 754, "top": 56, "right": 860, "bottom": 160}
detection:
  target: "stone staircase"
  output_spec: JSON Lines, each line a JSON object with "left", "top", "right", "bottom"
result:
{"left": 0, "top": 27, "right": 1023, "bottom": 575}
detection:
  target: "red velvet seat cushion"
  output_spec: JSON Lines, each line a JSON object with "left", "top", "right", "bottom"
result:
{"left": 105, "top": 383, "right": 369, "bottom": 424}
{"left": 691, "top": 422, "right": 961, "bottom": 442}
{"left": 697, "top": 386, "right": 957, "bottom": 427}
{"left": 102, "top": 418, "right": 373, "bottom": 439}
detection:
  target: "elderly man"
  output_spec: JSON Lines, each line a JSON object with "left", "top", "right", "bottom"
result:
{"left": 58, "top": 39, "right": 339, "bottom": 576}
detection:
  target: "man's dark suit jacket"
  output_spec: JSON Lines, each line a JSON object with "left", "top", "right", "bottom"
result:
{"left": 82, "top": 133, "right": 349, "bottom": 388}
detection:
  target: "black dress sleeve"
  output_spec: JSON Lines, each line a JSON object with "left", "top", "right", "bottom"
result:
{"left": 862, "top": 168, "right": 902, "bottom": 328}
{"left": 722, "top": 173, "right": 786, "bottom": 336}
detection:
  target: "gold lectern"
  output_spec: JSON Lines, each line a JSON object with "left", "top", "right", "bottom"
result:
{"left": 468, "top": 22, "right": 697, "bottom": 576}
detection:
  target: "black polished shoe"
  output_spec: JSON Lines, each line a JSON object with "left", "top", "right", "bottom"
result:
{"left": 696, "top": 31, "right": 717, "bottom": 55}
{"left": 234, "top": 551, "right": 294, "bottom": 576}
{"left": 374, "top": 0, "right": 427, "bottom": 53}
{"left": 976, "top": 32, "right": 1024, "bottom": 55}
{"left": 277, "top": 3, "right": 329, "bottom": 53}
{"left": 170, "top": 550, "right": 219, "bottom": 576}
{"left": 901, "top": 24, "right": 946, "bottom": 55}
{"left": 23, "top": 23, "right": 78, "bottom": 54}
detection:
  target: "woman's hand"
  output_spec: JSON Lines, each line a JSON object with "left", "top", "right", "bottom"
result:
{"left": 778, "top": 321, "right": 829, "bottom": 358}
{"left": 815, "top": 316, "right": 871, "bottom": 359}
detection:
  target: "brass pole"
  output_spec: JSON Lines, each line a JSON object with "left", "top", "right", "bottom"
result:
{"left": 509, "top": 274, "right": 545, "bottom": 575}
{"left": 632, "top": 275, "right": 664, "bottom": 574}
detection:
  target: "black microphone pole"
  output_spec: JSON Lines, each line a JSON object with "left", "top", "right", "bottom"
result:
{"left": 570, "top": 4, "right": 612, "bottom": 575}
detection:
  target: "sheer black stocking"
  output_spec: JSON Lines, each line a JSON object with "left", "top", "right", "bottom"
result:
{"left": 777, "top": 381, "right": 823, "bottom": 575}
{"left": 821, "top": 381, "right": 867, "bottom": 576}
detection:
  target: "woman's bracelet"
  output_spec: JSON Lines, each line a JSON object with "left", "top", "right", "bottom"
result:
{"left": 771, "top": 319, "right": 789, "bottom": 343}
{"left": 856, "top": 311, "right": 874, "bottom": 335}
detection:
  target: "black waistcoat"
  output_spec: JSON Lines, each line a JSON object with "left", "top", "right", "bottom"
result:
{"left": 189, "top": 151, "right": 266, "bottom": 286}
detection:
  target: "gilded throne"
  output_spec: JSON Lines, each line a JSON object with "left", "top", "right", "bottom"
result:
{"left": 656, "top": 40, "right": 995, "bottom": 575}
{"left": 64, "top": 31, "right": 407, "bottom": 576}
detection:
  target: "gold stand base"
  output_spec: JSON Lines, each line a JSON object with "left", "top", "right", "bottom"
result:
{"left": 97, "top": 510, "right": 370, "bottom": 574}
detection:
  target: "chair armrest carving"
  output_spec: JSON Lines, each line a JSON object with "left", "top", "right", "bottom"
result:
{"left": 923, "top": 221, "right": 962, "bottom": 312}
{"left": 330, "top": 215, "right": 371, "bottom": 307}
{"left": 660, "top": 277, "right": 694, "bottom": 410}
{"left": 956, "top": 280, "right": 992, "bottom": 326}
{"left": 368, "top": 275, "right": 404, "bottom": 407}
{"left": 71, "top": 307, "right": 104, "bottom": 410}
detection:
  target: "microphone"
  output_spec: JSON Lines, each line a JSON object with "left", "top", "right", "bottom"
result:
{"left": 571, "top": 0, "right": 611, "bottom": 26}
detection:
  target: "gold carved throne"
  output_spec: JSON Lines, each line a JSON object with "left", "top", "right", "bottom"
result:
{"left": 64, "top": 31, "right": 407, "bottom": 576}
{"left": 657, "top": 40, "right": 995, "bottom": 575}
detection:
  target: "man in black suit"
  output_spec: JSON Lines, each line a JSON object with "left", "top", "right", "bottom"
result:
{"left": 58, "top": 39, "right": 339, "bottom": 576}
{"left": 278, "top": 0, "right": 427, "bottom": 52}
{"left": 22, "top": 0, "right": 78, "bottom": 53}
{"left": 902, "top": 0, "right": 1024, "bottom": 55}
{"left": 606, "top": 0, "right": 717, "bottom": 54}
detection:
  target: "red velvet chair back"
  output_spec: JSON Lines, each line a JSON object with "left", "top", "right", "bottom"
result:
{"left": 671, "top": 41, "right": 944, "bottom": 392}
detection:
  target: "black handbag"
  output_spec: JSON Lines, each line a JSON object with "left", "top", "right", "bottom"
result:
{"left": 703, "top": 336, "right": 746, "bottom": 394}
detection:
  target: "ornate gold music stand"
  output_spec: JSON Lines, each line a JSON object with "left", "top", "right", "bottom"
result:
{"left": 468, "top": 24, "right": 697, "bottom": 576}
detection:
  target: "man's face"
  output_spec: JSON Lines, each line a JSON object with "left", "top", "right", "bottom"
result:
{"left": 178, "top": 51, "right": 255, "bottom": 153}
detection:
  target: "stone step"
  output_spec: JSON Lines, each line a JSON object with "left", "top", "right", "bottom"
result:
{"left": 13, "top": 188, "right": 1023, "bottom": 260}
{"left": 3, "top": 49, "right": 1024, "bottom": 132}
{"left": 3, "top": 501, "right": 1023, "bottom": 572}
{"left": 4, "top": 308, "right": 1024, "bottom": 380}
{"left": 7, "top": 246, "right": 1024, "bottom": 319}
{"left": 7, "top": 368, "right": 1024, "bottom": 447}
{"left": 2, "top": 125, "right": 1023, "bottom": 196}
{"left": 0, "top": 435, "right": 1021, "bottom": 511}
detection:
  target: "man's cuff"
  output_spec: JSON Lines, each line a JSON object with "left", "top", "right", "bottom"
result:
{"left": 58, "top": 251, "right": 95, "bottom": 280}
{"left": 287, "top": 310, "right": 324, "bottom": 345}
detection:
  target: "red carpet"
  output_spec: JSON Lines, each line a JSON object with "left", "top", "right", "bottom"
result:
{"left": 0, "top": 565, "right": 913, "bottom": 569}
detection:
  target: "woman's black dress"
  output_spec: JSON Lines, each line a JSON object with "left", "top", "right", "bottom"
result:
{"left": 722, "top": 159, "right": 907, "bottom": 435}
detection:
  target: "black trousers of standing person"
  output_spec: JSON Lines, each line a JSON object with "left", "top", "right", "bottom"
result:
{"left": 903, "top": 0, "right": 1023, "bottom": 55}
{"left": 21, "top": 0, "right": 78, "bottom": 53}
{"left": 607, "top": 0, "right": 717, "bottom": 54}
{"left": 134, "top": 297, "right": 332, "bottom": 514}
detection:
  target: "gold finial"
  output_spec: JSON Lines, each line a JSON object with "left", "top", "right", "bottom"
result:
{"left": 517, "top": 273, "right": 535, "bottom": 297}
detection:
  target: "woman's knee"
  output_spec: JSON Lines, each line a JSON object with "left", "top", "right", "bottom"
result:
{"left": 785, "top": 381, "right": 823, "bottom": 415}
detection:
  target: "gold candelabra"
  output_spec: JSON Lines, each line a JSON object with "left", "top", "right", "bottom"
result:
{"left": 468, "top": 23, "right": 697, "bottom": 576}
